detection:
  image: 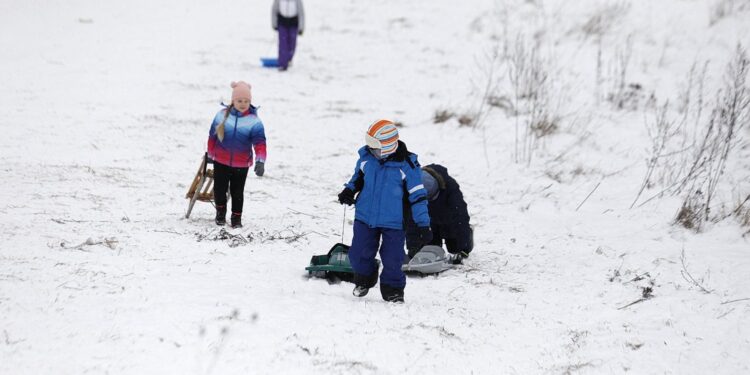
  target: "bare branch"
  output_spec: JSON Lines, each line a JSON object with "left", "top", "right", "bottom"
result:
{"left": 576, "top": 181, "right": 602, "bottom": 211}
{"left": 721, "top": 297, "right": 750, "bottom": 305}
{"left": 680, "top": 248, "right": 714, "bottom": 294}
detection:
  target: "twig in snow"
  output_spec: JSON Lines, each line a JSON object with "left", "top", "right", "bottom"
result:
{"left": 623, "top": 272, "right": 651, "bottom": 284}
{"left": 561, "top": 361, "right": 595, "bottom": 375}
{"left": 260, "top": 230, "right": 309, "bottom": 244}
{"left": 287, "top": 207, "right": 324, "bottom": 220}
{"left": 720, "top": 297, "right": 750, "bottom": 305}
{"left": 617, "top": 298, "right": 647, "bottom": 310}
{"left": 720, "top": 194, "right": 750, "bottom": 221}
{"left": 717, "top": 308, "right": 735, "bottom": 319}
{"left": 680, "top": 248, "right": 714, "bottom": 294}
{"left": 150, "top": 229, "right": 183, "bottom": 235}
{"left": 618, "top": 285, "right": 654, "bottom": 310}
{"left": 575, "top": 181, "right": 601, "bottom": 211}
{"left": 60, "top": 237, "right": 118, "bottom": 251}
{"left": 635, "top": 178, "right": 683, "bottom": 208}
{"left": 56, "top": 281, "right": 83, "bottom": 290}
{"left": 308, "top": 230, "right": 331, "bottom": 238}
{"left": 51, "top": 218, "right": 113, "bottom": 224}
{"left": 196, "top": 228, "right": 250, "bottom": 247}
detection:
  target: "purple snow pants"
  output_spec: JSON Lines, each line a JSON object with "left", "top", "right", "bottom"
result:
{"left": 278, "top": 24, "right": 298, "bottom": 69}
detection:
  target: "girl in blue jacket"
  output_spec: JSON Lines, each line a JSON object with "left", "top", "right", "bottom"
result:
{"left": 337, "top": 119, "right": 432, "bottom": 303}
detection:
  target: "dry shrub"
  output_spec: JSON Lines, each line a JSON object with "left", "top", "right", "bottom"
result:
{"left": 606, "top": 35, "right": 638, "bottom": 110}
{"left": 580, "top": 1, "right": 631, "bottom": 38}
{"left": 675, "top": 45, "right": 750, "bottom": 230}
{"left": 675, "top": 191, "right": 706, "bottom": 230}
{"left": 458, "top": 114, "right": 475, "bottom": 127}
{"left": 633, "top": 45, "right": 749, "bottom": 232}
{"left": 530, "top": 115, "right": 559, "bottom": 138}
{"left": 732, "top": 194, "right": 750, "bottom": 229}
{"left": 487, "top": 95, "right": 513, "bottom": 112}
{"left": 505, "top": 34, "right": 564, "bottom": 164}
{"left": 433, "top": 109, "right": 455, "bottom": 124}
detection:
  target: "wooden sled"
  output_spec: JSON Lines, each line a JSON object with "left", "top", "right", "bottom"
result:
{"left": 185, "top": 152, "right": 215, "bottom": 218}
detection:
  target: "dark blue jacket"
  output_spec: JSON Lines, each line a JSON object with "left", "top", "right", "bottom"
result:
{"left": 344, "top": 141, "right": 430, "bottom": 230}
{"left": 407, "top": 164, "right": 472, "bottom": 251}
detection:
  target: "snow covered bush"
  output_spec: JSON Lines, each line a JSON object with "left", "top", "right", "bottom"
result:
{"left": 468, "top": 34, "right": 565, "bottom": 165}
{"left": 674, "top": 45, "right": 750, "bottom": 230}
{"left": 508, "top": 34, "right": 564, "bottom": 164}
{"left": 605, "top": 35, "right": 644, "bottom": 111}
{"left": 631, "top": 102, "right": 681, "bottom": 208}
{"left": 630, "top": 45, "right": 749, "bottom": 231}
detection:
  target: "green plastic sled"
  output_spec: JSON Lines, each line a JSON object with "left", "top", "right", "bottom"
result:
{"left": 305, "top": 243, "right": 354, "bottom": 279}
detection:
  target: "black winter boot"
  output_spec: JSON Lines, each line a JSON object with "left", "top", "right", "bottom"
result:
{"left": 450, "top": 251, "right": 470, "bottom": 265}
{"left": 352, "top": 285, "right": 370, "bottom": 297}
{"left": 352, "top": 264, "right": 379, "bottom": 298}
{"left": 215, "top": 205, "right": 227, "bottom": 226}
{"left": 230, "top": 212, "right": 242, "bottom": 228}
{"left": 380, "top": 284, "right": 404, "bottom": 303}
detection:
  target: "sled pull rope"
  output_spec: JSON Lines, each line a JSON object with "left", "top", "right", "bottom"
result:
{"left": 341, "top": 205, "right": 347, "bottom": 244}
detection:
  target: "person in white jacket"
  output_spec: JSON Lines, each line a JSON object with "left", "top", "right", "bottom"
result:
{"left": 271, "top": 0, "right": 305, "bottom": 71}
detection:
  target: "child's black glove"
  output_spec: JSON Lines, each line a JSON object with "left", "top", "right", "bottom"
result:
{"left": 254, "top": 161, "right": 265, "bottom": 177}
{"left": 417, "top": 226, "right": 433, "bottom": 245}
{"left": 338, "top": 188, "right": 355, "bottom": 205}
{"left": 405, "top": 231, "right": 422, "bottom": 256}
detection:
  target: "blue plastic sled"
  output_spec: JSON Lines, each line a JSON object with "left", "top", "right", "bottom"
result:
{"left": 260, "top": 57, "right": 279, "bottom": 68}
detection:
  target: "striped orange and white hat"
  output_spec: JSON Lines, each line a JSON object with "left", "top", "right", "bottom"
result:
{"left": 365, "top": 119, "right": 399, "bottom": 157}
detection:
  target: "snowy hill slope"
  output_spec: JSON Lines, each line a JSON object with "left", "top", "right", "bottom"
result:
{"left": 1, "top": 0, "right": 749, "bottom": 374}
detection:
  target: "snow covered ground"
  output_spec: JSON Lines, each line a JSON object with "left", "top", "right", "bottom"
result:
{"left": 1, "top": 0, "right": 749, "bottom": 373}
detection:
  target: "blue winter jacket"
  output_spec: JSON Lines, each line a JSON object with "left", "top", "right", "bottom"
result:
{"left": 344, "top": 141, "right": 431, "bottom": 230}
{"left": 207, "top": 105, "right": 267, "bottom": 168}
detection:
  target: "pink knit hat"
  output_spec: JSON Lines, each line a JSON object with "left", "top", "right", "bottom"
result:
{"left": 231, "top": 81, "right": 252, "bottom": 102}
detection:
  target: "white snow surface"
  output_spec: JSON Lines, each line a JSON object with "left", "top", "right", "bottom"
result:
{"left": 1, "top": 0, "right": 749, "bottom": 374}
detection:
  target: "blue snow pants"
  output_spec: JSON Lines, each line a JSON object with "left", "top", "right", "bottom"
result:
{"left": 349, "top": 220, "right": 406, "bottom": 289}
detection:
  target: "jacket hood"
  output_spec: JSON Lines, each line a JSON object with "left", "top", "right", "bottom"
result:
{"left": 222, "top": 102, "right": 259, "bottom": 116}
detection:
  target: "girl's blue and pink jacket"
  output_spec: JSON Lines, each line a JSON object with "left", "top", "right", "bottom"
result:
{"left": 207, "top": 105, "right": 267, "bottom": 168}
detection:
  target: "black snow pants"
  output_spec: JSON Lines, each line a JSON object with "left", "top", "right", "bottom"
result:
{"left": 213, "top": 161, "right": 249, "bottom": 214}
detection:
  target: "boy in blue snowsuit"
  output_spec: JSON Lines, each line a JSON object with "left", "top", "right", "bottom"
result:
{"left": 337, "top": 120, "right": 433, "bottom": 303}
